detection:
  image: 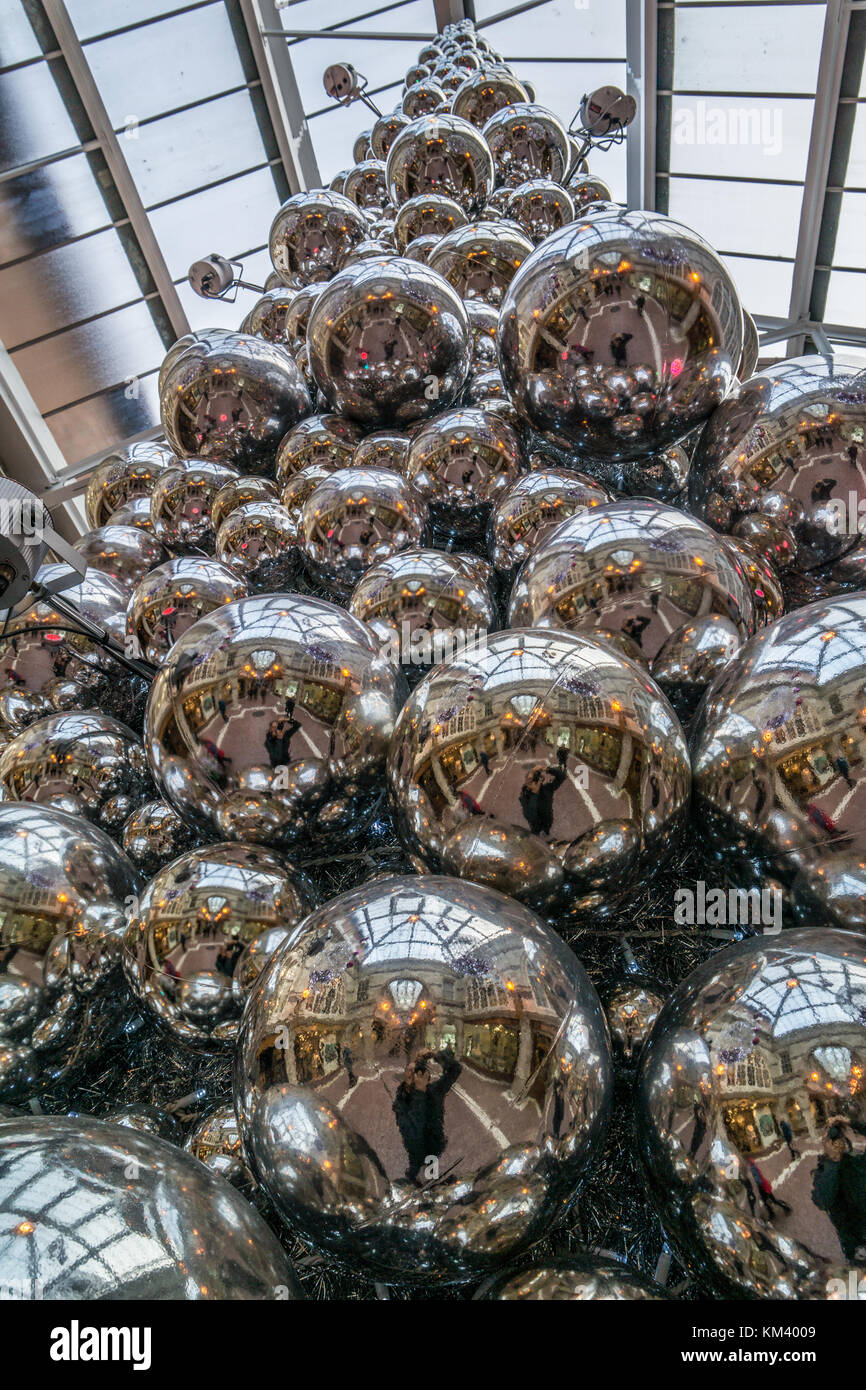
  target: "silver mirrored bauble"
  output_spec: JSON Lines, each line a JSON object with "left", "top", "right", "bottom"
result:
{"left": 691, "top": 593, "right": 866, "bottom": 930}
{"left": 482, "top": 103, "right": 570, "bottom": 186}
{"left": 388, "top": 629, "right": 691, "bottom": 914}
{"left": 0, "top": 804, "right": 139, "bottom": 1101}
{"left": 85, "top": 441, "right": 177, "bottom": 529}
{"left": 185, "top": 1102, "right": 253, "bottom": 1189}
{"left": 403, "top": 233, "right": 438, "bottom": 262}
{"left": 349, "top": 547, "right": 497, "bottom": 667}
{"left": 122, "top": 797, "right": 200, "bottom": 878}
{"left": 428, "top": 220, "right": 533, "bottom": 307}
{"left": 278, "top": 464, "right": 336, "bottom": 540}
{"left": 405, "top": 62, "right": 432, "bottom": 86}
{"left": 690, "top": 355, "right": 866, "bottom": 589}
{"left": 353, "top": 130, "right": 373, "bottom": 163}
{"left": 215, "top": 502, "right": 300, "bottom": 592}
{"left": 240, "top": 284, "right": 298, "bottom": 345}
{"left": 123, "top": 842, "right": 312, "bottom": 1048}
{"left": 75, "top": 525, "right": 167, "bottom": 590}
{"left": 463, "top": 298, "right": 499, "bottom": 366}
{"left": 0, "top": 1117, "right": 299, "bottom": 1298}
{"left": 498, "top": 209, "right": 744, "bottom": 459}
{"left": 158, "top": 329, "right": 236, "bottom": 395}
{"left": 386, "top": 114, "right": 495, "bottom": 212}
{"left": 106, "top": 495, "right": 154, "bottom": 532}
{"left": 451, "top": 69, "right": 529, "bottom": 127}
{"left": 281, "top": 280, "right": 327, "bottom": 352}
{"left": 721, "top": 534, "right": 785, "bottom": 629}
{"left": 211, "top": 475, "right": 278, "bottom": 534}
{"left": 739, "top": 310, "right": 760, "bottom": 380}
{"left": 343, "top": 160, "right": 389, "bottom": 212}
{"left": 605, "top": 980, "right": 665, "bottom": 1067}
{"left": 352, "top": 428, "right": 411, "bottom": 472}
{"left": 393, "top": 193, "right": 467, "bottom": 252}
{"left": 268, "top": 189, "right": 368, "bottom": 285}
{"left": 126, "top": 556, "right": 247, "bottom": 664}
{"left": 145, "top": 593, "right": 406, "bottom": 850}
{"left": 405, "top": 406, "right": 523, "bottom": 538}
{"left": 100, "top": 1102, "right": 182, "bottom": 1142}
{"left": 403, "top": 79, "right": 447, "bottom": 119}
{"left": 302, "top": 466, "right": 428, "bottom": 594}
{"left": 150, "top": 459, "right": 239, "bottom": 554}
{"left": 507, "top": 178, "right": 575, "bottom": 243}
{"left": 371, "top": 112, "right": 410, "bottom": 160}
{"left": 0, "top": 711, "right": 153, "bottom": 838}
{"left": 567, "top": 173, "right": 613, "bottom": 212}
{"left": 508, "top": 501, "right": 755, "bottom": 718}
{"left": 329, "top": 169, "right": 350, "bottom": 194}
{"left": 159, "top": 331, "right": 311, "bottom": 475}
{"left": 486, "top": 467, "right": 611, "bottom": 578}
{"left": 637, "top": 928, "right": 866, "bottom": 1299}
{"left": 306, "top": 257, "right": 471, "bottom": 427}
{"left": 235, "top": 873, "right": 612, "bottom": 1282}
{"left": 275, "top": 412, "right": 364, "bottom": 484}
{"left": 481, "top": 1252, "right": 669, "bottom": 1299}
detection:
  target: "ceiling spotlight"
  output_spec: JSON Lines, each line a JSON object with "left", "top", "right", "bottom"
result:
{"left": 187, "top": 254, "right": 264, "bottom": 302}
{"left": 575, "top": 85, "right": 637, "bottom": 140}
{"left": 322, "top": 63, "right": 381, "bottom": 117}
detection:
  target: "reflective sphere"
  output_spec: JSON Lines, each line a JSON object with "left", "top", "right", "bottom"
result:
{"left": 124, "top": 842, "right": 312, "bottom": 1048}
{"left": 215, "top": 502, "right": 301, "bottom": 592}
{"left": 343, "top": 160, "right": 389, "bottom": 212}
{"left": 428, "top": 220, "right": 533, "bottom": 307}
{"left": 85, "top": 442, "right": 177, "bottom": 529}
{"left": 211, "top": 475, "right": 278, "bottom": 533}
{"left": 402, "top": 79, "right": 447, "bottom": 119}
{"left": 386, "top": 114, "right": 495, "bottom": 212}
{"left": 690, "top": 355, "right": 866, "bottom": 588}
{"left": 405, "top": 407, "right": 523, "bottom": 538}
{"left": 721, "top": 534, "right": 785, "bottom": 629}
{"left": 486, "top": 467, "right": 611, "bottom": 578}
{"left": 349, "top": 548, "right": 497, "bottom": 667}
{"left": 352, "top": 428, "right": 411, "bottom": 472}
{"left": 388, "top": 629, "right": 690, "bottom": 914}
{"left": 100, "top": 1102, "right": 181, "bottom": 1143}
{"left": 126, "top": 556, "right": 247, "bottom": 664}
{"left": 275, "top": 413, "right": 363, "bottom": 483}
{"left": 159, "top": 331, "right": 311, "bottom": 475}
{"left": 0, "top": 804, "right": 139, "bottom": 1102}
{"left": 281, "top": 280, "right": 327, "bottom": 351}
{"left": 159, "top": 329, "right": 234, "bottom": 395}
{"left": 268, "top": 190, "right": 368, "bottom": 284}
{"left": 482, "top": 104, "right": 570, "bottom": 186}
{"left": 122, "top": 798, "right": 200, "bottom": 877}
{"left": 691, "top": 593, "right": 866, "bottom": 931}
{"left": 568, "top": 173, "right": 613, "bottom": 213}
{"left": 145, "top": 593, "right": 406, "bottom": 850}
{"left": 150, "top": 459, "right": 239, "bottom": 553}
{"left": 371, "top": 112, "right": 410, "bottom": 160}
{"left": 507, "top": 501, "right": 755, "bottom": 718}
{"left": 507, "top": 179, "right": 575, "bottom": 243}
{"left": 240, "top": 284, "right": 298, "bottom": 345}
{"left": 306, "top": 257, "right": 471, "bottom": 427}
{"left": 393, "top": 193, "right": 467, "bottom": 252}
{"left": 498, "top": 209, "right": 744, "bottom": 459}
{"left": 482, "top": 1252, "right": 669, "bottom": 1300}
{"left": 76, "top": 525, "right": 167, "bottom": 590}
{"left": 403, "top": 233, "right": 438, "bottom": 262}
{"left": 605, "top": 979, "right": 665, "bottom": 1067}
{"left": 451, "top": 69, "right": 528, "bottom": 127}
{"left": 637, "top": 928, "right": 866, "bottom": 1299}
{"left": 463, "top": 298, "right": 499, "bottom": 366}
{"left": 302, "top": 466, "right": 428, "bottom": 594}
{"left": 0, "top": 1118, "right": 298, "bottom": 1297}
{"left": 186, "top": 1102, "right": 253, "bottom": 1189}
{"left": 106, "top": 496, "right": 154, "bottom": 532}
{"left": 235, "top": 874, "right": 612, "bottom": 1282}
{"left": 739, "top": 310, "right": 760, "bottom": 381}
{"left": 278, "top": 463, "right": 336, "bottom": 539}
{"left": 353, "top": 130, "right": 372, "bottom": 163}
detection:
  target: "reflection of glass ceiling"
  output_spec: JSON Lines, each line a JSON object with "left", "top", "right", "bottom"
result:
{"left": 740, "top": 950, "right": 866, "bottom": 1039}
{"left": 355, "top": 888, "right": 507, "bottom": 966}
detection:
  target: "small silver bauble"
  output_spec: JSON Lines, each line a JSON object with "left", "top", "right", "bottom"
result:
{"left": 402, "top": 233, "right": 438, "bottom": 262}
{"left": 215, "top": 502, "right": 301, "bottom": 592}
{"left": 126, "top": 556, "right": 247, "bottom": 664}
{"left": 393, "top": 192, "right": 467, "bottom": 252}
{"left": 428, "top": 220, "right": 533, "bottom": 306}
{"left": 739, "top": 309, "right": 760, "bottom": 380}
{"left": 0, "top": 804, "right": 139, "bottom": 1102}
{"left": 371, "top": 111, "right": 411, "bottom": 160}
{"left": 481, "top": 1252, "right": 670, "bottom": 1300}
{"left": 450, "top": 69, "right": 529, "bottom": 127}
{"left": 122, "top": 797, "right": 200, "bottom": 877}
{"left": 721, "top": 534, "right": 784, "bottom": 628}
{"left": 0, "top": 1118, "right": 298, "bottom": 1297}
{"left": 159, "top": 331, "right": 311, "bottom": 475}
{"left": 507, "top": 178, "right": 575, "bottom": 242}
{"left": 402, "top": 79, "right": 447, "bottom": 119}
{"left": 268, "top": 189, "right": 368, "bottom": 284}
{"left": 306, "top": 257, "right": 471, "bottom": 427}
{"left": 349, "top": 547, "right": 497, "bottom": 667}
{"left": 211, "top": 475, "right": 278, "bottom": 534}
{"left": 567, "top": 173, "right": 613, "bottom": 212}
{"left": 75, "top": 525, "right": 167, "bottom": 590}
{"left": 385, "top": 114, "right": 495, "bottom": 212}
{"left": 145, "top": 593, "right": 406, "bottom": 850}
{"left": 352, "top": 429, "right": 411, "bottom": 472}
{"left": 235, "top": 873, "right": 612, "bottom": 1283}
{"left": 185, "top": 1102, "right": 254, "bottom": 1189}
{"left": 343, "top": 159, "right": 389, "bottom": 212}
{"left": 84, "top": 441, "right": 177, "bottom": 529}
{"left": 278, "top": 464, "right": 336, "bottom": 540}
{"left": 150, "top": 459, "right": 239, "bottom": 553}
{"left": 486, "top": 467, "right": 611, "bottom": 578}
{"left": 159, "top": 329, "right": 234, "bottom": 395}
{"left": 352, "top": 129, "right": 372, "bottom": 163}
{"left": 281, "top": 280, "right": 327, "bottom": 352}
{"left": 605, "top": 980, "right": 665, "bottom": 1067}
{"left": 482, "top": 103, "right": 571, "bottom": 186}
{"left": 240, "top": 284, "right": 298, "bottom": 345}
{"left": 405, "top": 406, "right": 523, "bottom": 538}
{"left": 388, "top": 629, "right": 691, "bottom": 914}
{"left": 123, "top": 841, "right": 312, "bottom": 1048}
{"left": 106, "top": 496, "right": 154, "bottom": 532}
{"left": 463, "top": 298, "right": 499, "bottom": 366}
{"left": 498, "top": 209, "right": 744, "bottom": 459}
{"left": 274, "top": 412, "right": 364, "bottom": 484}
{"left": 101, "top": 1102, "right": 182, "bottom": 1143}
{"left": 637, "top": 928, "right": 866, "bottom": 1299}
{"left": 302, "top": 466, "right": 428, "bottom": 594}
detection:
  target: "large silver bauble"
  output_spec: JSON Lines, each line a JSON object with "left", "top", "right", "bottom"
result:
{"left": 428, "top": 220, "right": 533, "bottom": 307}
{"left": 690, "top": 355, "right": 866, "bottom": 588}
{"left": 405, "top": 406, "right": 523, "bottom": 538}
{"left": 388, "top": 629, "right": 690, "bottom": 914}
{"left": 211, "top": 475, "right": 278, "bottom": 534}
{"left": 306, "top": 257, "right": 471, "bottom": 427}
{"left": 637, "top": 928, "right": 866, "bottom": 1299}
{"left": 145, "top": 594, "right": 406, "bottom": 850}
{"left": 84, "top": 441, "right": 177, "bottom": 529}
{"left": 301, "top": 466, "right": 428, "bottom": 594}
{"left": 385, "top": 114, "right": 495, "bottom": 212}
{"left": 150, "top": 459, "right": 239, "bottom": 553}
{"left": 0, "top": 804, "right": 139, "bottom": 1102}
{"left": 240, "top": 284, "right": 298, "bottom": 345}
{"left": 486, "top": 466, "right": 611, "bottom": 578}
{"left": 508, "top": 501, "right": 756, "bottom": 717}
{"left": 691, "top": 593, "right": 866, "bottom": 930}
{"left": 126, "top": 556, "right": 247, "bottom": 664}
{"left": 450, "top": 69, "right": 528, "bottom": 127}
{"left": 507, "top": 178, "right": 575, "bottom": 243}
{"left": 482, "top": 103, "right": 570, "bottom": 186}
{"left": 75, "top": 525, "right": 167, "bottom": 591}
{"left": 274, "top": 412, "right": 363, "bottom": 483}
{"left": 349, "top": 547, "right": 497, "bottom": 667}
{"left": 481, "top": 1252, "right": 669, "bottom": 1299}
{"left": 0, "top": 1118, "right": 299, "bottom": 1298}
{"left": 122, "top": 797, "right": 200, "bottom": 878}
{"left": 498, "top": 209, "right": 744, "bottom": 459}
{"left": 268, "top": 189, "right": 368, "bottom": 285}
{"left": 235, "top": 873, "right": 612, "bottom": 1283}
{"left": 124, "top": 842, "right": 312, "bottom": 1049}
{"left": 215, "top": 502, "right": 300, "bottom": 593}
{"left": 393, "top": 193, "right": 467, "bottom": 252}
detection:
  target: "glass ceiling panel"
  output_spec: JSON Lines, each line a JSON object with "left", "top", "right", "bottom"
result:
{"left": 720, "top": 253, "right": 794, "bottom": 320}
{"left": 667, "top": 96, "right": 814, "bottom": 182}
{"left": 673, "top": 4, "right": 826, "bottom": 95}
{"left": 66, "top": 0, "right": 196, "bottom": 39}
{"left": 148, "top": 166, "right": 279, "bottom": 280}
{"left": 478, "top": 0, "right": 625, "bottom": 58}
{"left": 0, "top": 62, "right": 81, "bottom": 173}
{"left": 667, "top": 176, "right": 802, "bottom": 260}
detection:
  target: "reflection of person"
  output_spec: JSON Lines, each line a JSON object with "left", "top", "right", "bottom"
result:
{"left": 393, "top": 1047, "right": 461, "bottom": 1183}
{"left": 265, "top": 716, "right": 299, "bottom": 768}
{"left": 520, "top": 749, "right": 568, "bottom": 837}
{"left": 779, "top": 1117, "right": 798, "bottom": 1159}
{"left": 811, "top": 1119, "right": 866, "bottom": 1261}
{"left": 748, "top": 1158, "right": 792, "bottom": 1219}
{"left": 342, "top": 1045, "right": 357, "bottom": 1089}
